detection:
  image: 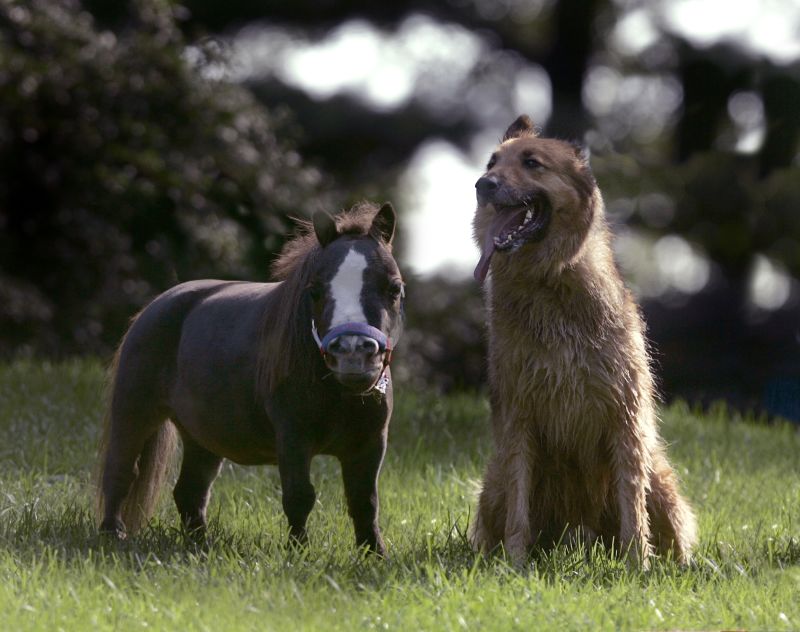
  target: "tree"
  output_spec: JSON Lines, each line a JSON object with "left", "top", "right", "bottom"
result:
{"left": 0, "top": 0, "right": 336, "bottom": 354}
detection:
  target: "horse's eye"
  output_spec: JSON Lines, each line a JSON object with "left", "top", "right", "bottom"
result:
{"left": 308, "top": 284, "right": 323, "bottom": 301}
{"left": 523, "top": 157, "right": 542, "bottom": 169}
{"left": 388, "top": 281, "right": 404, "bottom": 301}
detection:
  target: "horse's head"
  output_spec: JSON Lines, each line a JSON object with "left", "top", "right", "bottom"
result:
{"left": 308, "top": 203, "right": 405, "bottom": 393}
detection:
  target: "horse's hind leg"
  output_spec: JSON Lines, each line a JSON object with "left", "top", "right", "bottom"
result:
{"left": 172, "top": 432, "right": 223, "bottom": 535}
{"left": 99, "top": 407, "right": 167, "bottom": 537}
{"left": 100, "top": 435, "right": 144, "bottom": 537}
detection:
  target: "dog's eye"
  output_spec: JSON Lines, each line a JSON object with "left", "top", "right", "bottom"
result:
{"left": 486, "top": 158, "right": 496, "bottom": 170}
{"left": 523, "top": 157, "right": 542, "bottom": 169}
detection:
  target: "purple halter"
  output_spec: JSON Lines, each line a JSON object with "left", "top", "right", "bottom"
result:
{"left": 311, "top": 320, "right": 392, "bottom": 358}
{"left": 311, "top": 319, "right": 393, "bottom": 395}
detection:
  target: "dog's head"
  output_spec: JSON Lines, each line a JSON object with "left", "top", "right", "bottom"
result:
{"left": 472, "top": 115, "right": 597, "bottom": 283}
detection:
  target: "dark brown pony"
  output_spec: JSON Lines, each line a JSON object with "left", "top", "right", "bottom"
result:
{"left": 97, "top": 202, "right": 404, "bottom": 555}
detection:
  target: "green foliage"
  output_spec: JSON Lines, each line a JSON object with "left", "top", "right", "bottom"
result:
{"left": 396, "top": 274, "right": 486, "bottom": 392}
{"left": 1, "top": 359, "right": 799, "bottom": 630}
{"left": 664, "top": 153, "right": 800, "bottom": 278}
{"left": 0, "top": 0, "right": 335, "bottom": 354}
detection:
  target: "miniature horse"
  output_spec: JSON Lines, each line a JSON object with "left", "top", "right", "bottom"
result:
{"left": 97, "top": 202, "right": 404, "bottom": 555}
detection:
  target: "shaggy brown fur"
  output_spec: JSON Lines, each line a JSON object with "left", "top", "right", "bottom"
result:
{"left": 469, "top": 115, "right": 696, "bottom": 566}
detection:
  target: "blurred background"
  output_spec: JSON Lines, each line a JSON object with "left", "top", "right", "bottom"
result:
{"left": 1, "top": 0, "right": 799, "bottom": 420}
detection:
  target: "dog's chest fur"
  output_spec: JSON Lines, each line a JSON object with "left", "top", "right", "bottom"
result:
{"left": 487, "top": 262, "right": 638, "bottom": 460}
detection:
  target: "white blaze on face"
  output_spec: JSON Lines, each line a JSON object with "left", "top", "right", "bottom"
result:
{"left": 329, "top": 248, "right": 368, "bottom": 326}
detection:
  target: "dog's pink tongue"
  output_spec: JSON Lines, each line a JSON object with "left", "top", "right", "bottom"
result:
{"left": 473, "top": 208, "right": 525, "bottom": 284}
{"left": 473, "top": 231, "right": 495, "bottom": 284}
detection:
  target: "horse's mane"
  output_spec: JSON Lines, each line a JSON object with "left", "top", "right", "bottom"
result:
{"left": 257, "top": 201, "right": 391, "bottom": 398}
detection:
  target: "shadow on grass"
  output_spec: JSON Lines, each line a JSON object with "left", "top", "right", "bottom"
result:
{"left": 4, "top": 503, "right": 796, "bottom": 595}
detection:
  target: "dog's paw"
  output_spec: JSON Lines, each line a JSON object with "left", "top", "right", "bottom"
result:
{"left": 623, "top": 539, "right": 653, "bottom": 571}
{"left": 503, "top": 534, "right": 531, "bottom": 568}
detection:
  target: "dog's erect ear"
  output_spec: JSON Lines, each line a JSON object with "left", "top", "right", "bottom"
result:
{"left": 313, "top": 210, "right": 339, "bottom": 247}
{"left": 502, "top": 115, "right": 536, "bottom": 142}
{"left": 371, "top": 202, "right": 396, "bottom": 245}
{"left": 572, "top": 141, "right": 591, "bottom": 167}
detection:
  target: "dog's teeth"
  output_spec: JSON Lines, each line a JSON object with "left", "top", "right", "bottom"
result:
{"left": 525, "top": 210, "right": 532, "bottom": 222}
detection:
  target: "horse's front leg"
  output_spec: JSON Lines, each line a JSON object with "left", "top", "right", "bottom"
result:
{"left": 340, "top": 434, "right": 387, "bottom": 557}
{"left": 277, "top": 435, "right": 315, "bottom": 546}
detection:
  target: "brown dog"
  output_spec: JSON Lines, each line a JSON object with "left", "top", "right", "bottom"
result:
{"left": 469, "top": 115, "right": 696, "bottom": 566}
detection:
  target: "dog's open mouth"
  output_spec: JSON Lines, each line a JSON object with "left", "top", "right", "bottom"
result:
{"left": 474, "top": 201, "right": 551, "bottom": 283}
{"left": 492, "top": 204, "right": 549, "bottom": 251}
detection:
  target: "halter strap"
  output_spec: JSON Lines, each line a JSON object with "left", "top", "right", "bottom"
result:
{"left": 311, "top": 319, "right": 394, "bottom": 394}
{"left": 311, "top": 320, "right": 392, "bottom": 356}
{"left": 322, "top": 322, "right": 389, "bottom": 353}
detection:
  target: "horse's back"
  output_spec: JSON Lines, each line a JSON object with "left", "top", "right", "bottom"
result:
{"left": 174, "top": 280, "right": 272, "bottom": 384}
{"left": 114, "top": 280, "right": 272, "bottom": 412}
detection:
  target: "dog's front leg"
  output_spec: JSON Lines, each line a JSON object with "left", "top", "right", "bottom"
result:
{"left": 612, "top": 424, "right": 653, "bottom": 569}
{"left": 502, "top": 434, "right": 534, "bottom": 565}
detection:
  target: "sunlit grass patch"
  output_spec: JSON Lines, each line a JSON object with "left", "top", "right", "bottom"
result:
{"left": 0, "top": 359, "right": 798, "bottom": 630}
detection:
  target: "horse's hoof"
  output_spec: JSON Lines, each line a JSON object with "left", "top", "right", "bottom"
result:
{"left": 286, "top": 530, "right": 310, "bottom": 553}
{"left": 183, "top": 526, "right": 211, "bottom": 551}
{"left": 357, "top": 542, "right": 388, "bottom": 559}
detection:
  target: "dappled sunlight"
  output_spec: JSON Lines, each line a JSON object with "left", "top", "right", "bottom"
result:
{"left": 727, "top": 91, "right": 765, "bottom": 154}
{"left": 654, "top": 235, "right": 711, "bottom": 295}
{"left": 400, "top": 140, "right": 482, "bottom": 276}
{"left": 227, "top": 12, "right": 555, "bottom": 130}
{"left": 612, "top": 0, "right": 800, "bottom": 66}
{"left": 583, "top": 67, "right": 683, "bottom": 142}
{"left": 610, "top": 8, "right": 660, "bottom": 56}
{"left": 220, "top": 11, "right": 556, "bottom": 279}
{"left": 662, "top": 0, "right": 800, "bottom": 64}
{"left": 230, "top": 15, "right": 487, "bottom": 113}
{"left": 512, "top": 66, "right": 552, "bottom": 127}
{"left": 616, "top": 230, "right": 711, "bottom": 299}
{"left": 748, "top": 254, "right": 792, "bottom": 311}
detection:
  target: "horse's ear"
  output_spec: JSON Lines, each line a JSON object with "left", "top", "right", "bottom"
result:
{"left": 312, "top": 211, "right": 338, "bottom": 247}
{"left": 503, "top": 114, "right": 536, "bottom": 142}
{"left": 371, "top": 202, "right": 396, "bottom": 244}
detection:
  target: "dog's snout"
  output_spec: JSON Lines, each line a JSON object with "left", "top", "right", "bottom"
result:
{"left": 475, "top": 177, "right": 498, "bottom": 196}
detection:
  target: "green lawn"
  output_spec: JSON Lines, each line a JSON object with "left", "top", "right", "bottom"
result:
{"left": 1, "top": 359, "right": 799, "bottom": 631}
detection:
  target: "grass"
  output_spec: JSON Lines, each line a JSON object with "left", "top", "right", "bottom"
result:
{"left": 0, "top": 359, "right": 799, "bottom": 631}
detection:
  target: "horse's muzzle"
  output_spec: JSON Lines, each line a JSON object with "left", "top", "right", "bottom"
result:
{"left": 324, "top": 334, "right": 385, "bottom": 391}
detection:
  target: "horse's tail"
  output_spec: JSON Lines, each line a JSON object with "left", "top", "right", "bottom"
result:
{"left": 95, "top": 325, "right": 179, "bottom": 534}
{"left": 118, "top": 422, "right": 178, "bottom": 533}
